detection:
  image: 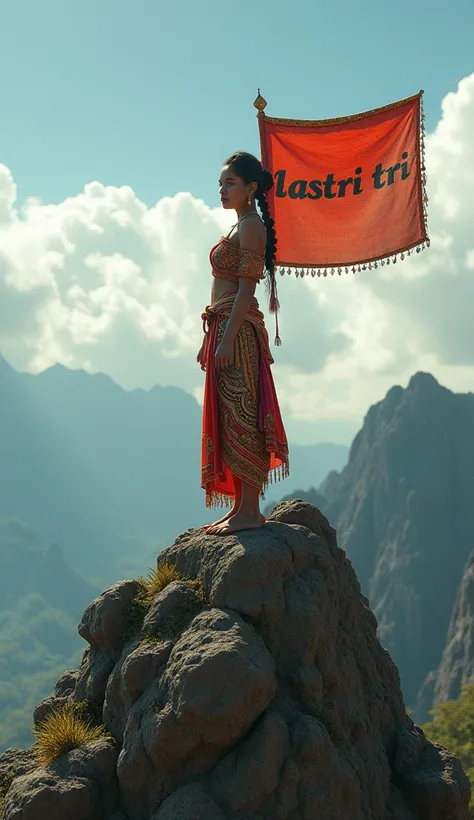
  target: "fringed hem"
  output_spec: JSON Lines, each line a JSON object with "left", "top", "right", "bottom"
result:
{"left": 262, "top": 460, "right": 290, "bottom": 496}
{"left": 205, "top": 491, "right": 234, "bottom": 510}
{"left": 204, "top": 460, "right": 290, "bottom": 509}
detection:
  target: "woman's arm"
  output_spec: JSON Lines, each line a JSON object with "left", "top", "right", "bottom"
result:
{"left": 220, "top": 276, "right": 257, "bottom": 346}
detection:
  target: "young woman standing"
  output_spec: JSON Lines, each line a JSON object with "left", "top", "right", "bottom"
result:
{"left": 198, "top": 151, "right": 289, "bottom": 534}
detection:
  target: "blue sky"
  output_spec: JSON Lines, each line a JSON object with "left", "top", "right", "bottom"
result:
{"left": 1, "top": 0, "right": 473, "bottom": 209}
{"left": 0, "top": 0, "right": 473, "bottom": 447}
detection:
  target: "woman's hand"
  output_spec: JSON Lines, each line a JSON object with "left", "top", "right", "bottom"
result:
{"left": 214, "top": 338, "right": 234, "bottom": 371}
{"left": 197, "top": 340, "right": 206, "bottom": 371}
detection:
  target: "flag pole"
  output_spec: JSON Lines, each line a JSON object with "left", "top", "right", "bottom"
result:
{"left": 254, "top": 89, "right": 268, "bottom": 169}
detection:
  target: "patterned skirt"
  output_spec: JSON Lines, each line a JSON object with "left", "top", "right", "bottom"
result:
{"left": 216, "top": 316, "right": 271, "bottom": 491}
{"left": 201, "top": 296, "right": 289, "bottom": 508}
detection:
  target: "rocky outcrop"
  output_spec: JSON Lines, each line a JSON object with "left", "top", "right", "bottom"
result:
{"left": 2, "top": 738, "right": 119, "bottom": 820}
{"left": 32, "top": 669, "right": 80, "bottom": 727}
{"left": 0, "top": 501, "right": 470, "bottom": 819}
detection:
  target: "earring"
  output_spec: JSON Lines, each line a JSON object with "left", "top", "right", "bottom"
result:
{"left": 247, "top": 194, "right": 252, "bottom": 206}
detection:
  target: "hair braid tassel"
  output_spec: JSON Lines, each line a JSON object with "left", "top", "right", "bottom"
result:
{"left": 269, "top": 272, "right": 281, "bottom": 346}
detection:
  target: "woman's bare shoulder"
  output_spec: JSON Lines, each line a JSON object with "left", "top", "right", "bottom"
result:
{"left": 238, "top": 214, "right": 266, "bottom": 253}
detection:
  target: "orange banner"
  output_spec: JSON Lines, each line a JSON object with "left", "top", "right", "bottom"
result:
{"left": 258, "top": 91, "right": 429, "bottom": 274}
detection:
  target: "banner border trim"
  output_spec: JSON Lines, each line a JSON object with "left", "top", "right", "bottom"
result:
{"left": 260, "top": 90, "right": 424, "bottom": 128}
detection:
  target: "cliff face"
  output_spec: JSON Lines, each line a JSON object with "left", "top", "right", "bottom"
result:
{"left": 0, "top": 502, "right": 470, "bottom": 820}
{"left": 418, "top": 550, "right": 474, "bottom": 715}
{"left": 318, "top": 372, "right": 474, "bottom": 712}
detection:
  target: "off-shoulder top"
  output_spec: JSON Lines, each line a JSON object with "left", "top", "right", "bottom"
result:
{"left": 210, "top": 227, "right": 265, "bottom": 285}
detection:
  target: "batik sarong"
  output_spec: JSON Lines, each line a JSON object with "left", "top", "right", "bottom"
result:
{"left": 200, "top": 291, "right": 289, "bottom": 508}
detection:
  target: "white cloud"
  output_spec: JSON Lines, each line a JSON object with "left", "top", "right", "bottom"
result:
{"left": 1, "top": 73, "right": 474, "bottom": 444}
{"left": 0, "top": 179, "right": 234, "bottom": 388}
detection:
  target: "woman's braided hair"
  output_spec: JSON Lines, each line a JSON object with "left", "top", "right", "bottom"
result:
{"left": 224, "top": 152, "right": 281, "bottom": 342}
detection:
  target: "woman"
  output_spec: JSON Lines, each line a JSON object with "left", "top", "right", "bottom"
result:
{"left": 198, "top": 151, "right": 289, "bottom": 534}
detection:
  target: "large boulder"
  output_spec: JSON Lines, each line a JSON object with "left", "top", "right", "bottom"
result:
{"left": 78, "top": 580, "right": 143, "bottom": 656}
{"left": 2, "top": 767, "right": 100, "bottom": 820}
{"left": 1, "top": 739, "right": 119, "bottom": 820}
{"left": 33, "top": 670, "right": 80, "bottom": 727}
{"left": 1, "top": 502, "right": 470, "bottom": 820}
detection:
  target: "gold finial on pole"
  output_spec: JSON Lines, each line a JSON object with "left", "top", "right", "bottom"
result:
{"left": 253, "top": 88, "right": 267, "bottom": 117}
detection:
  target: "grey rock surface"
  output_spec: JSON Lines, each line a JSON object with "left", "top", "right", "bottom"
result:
{"left": 33, "top": 694, "right": 69, "bottom": 728}
{"left": 54, "top": 669, "right": 80, "bottom": 697}
{"left": 141, "top": 580, "right": 202, "bottom": 638}
{"left": 74, "top": 644, "right": 115, "bottom": 705}
{"left": 3, "top": 767, "right": 100, "bottom": 820}
{"left": 0, "top": 748, "right": 36, "bottom": 782}
{"left": 78, "top": 580, "right": 142, "bottom": 655}
{"left": 33, "top": 669, "right": 81, "bottom": 727}
{"left": 54, "top": 738, "right": 119, "bottom": 818}
{"left": 2, "top": 501, "right": 470, "bottom": 820}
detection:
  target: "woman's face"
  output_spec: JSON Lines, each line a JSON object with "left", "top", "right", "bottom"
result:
{"left": 219, "top": 166, "right": 254, "bottom": 210}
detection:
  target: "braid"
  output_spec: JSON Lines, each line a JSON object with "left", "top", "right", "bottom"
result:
{"left": 255, "top": 188, "right": 277, "bottom": 276}
{"left": 256, "top": 186, "right": 281, "bottom": 344}
{"left": 224, "top": 151, "right": 282, "bottom": 344}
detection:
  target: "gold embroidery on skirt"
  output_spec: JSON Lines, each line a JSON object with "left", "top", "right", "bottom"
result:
{"left": 216, "top": 316, "right": 270, "bottom": 489}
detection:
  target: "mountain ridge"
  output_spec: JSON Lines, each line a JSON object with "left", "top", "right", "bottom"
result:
{"left": 315, "top": 371, "right": 474, "bottom": 718}
{"left": 0, "top": 351, "right": 348, "bottom": 576}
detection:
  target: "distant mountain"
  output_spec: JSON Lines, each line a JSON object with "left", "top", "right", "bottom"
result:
{"left": 0, "top": 354, "right": 204, "bottom": 574}
{"left": 0, "top": 353, "right": 347, "bottom": 576}
{"left": 313, "top": 372, "right": 474, "bottom": 714}
{"left": 0, "top": 516, "right": 99, "bottom": 751}
{"left": 264, "top": 486, "right": 328, "bottom": 518}
{"left": 0, "top": 517, "right": 96, "bottom": 616}
{"left": 265, "top": 442, "right": 348, "bottom": 508}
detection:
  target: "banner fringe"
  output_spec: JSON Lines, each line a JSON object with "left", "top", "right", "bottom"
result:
{"left": 276, "top": 238, "right": 431, "bottom": 278}
{"left": 276, "top": 239, "right": 431, "bottom": 279}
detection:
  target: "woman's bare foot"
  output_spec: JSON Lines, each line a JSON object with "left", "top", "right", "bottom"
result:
{"left": 204, "top": 512, "right": 265, "bottom": 532}
{"left": 207, "top": 511, "right": 265, "bottom": 535}
{"left": 202, "top": 508, "right": 236, "bottom": 530}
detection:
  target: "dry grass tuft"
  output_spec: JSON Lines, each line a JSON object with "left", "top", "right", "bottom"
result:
{"left": 33, "top": 704, "right": 108, "bottom": 766}
{"left": 140, "top": 559, "right": 184, "bottom": 599}
{"left": 126, "top": 562, "right": 208, "bottom": 647}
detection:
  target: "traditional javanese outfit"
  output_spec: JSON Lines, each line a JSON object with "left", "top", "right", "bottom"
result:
{"left": 201, "top": 233, "right": 289, "bottom": 508}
